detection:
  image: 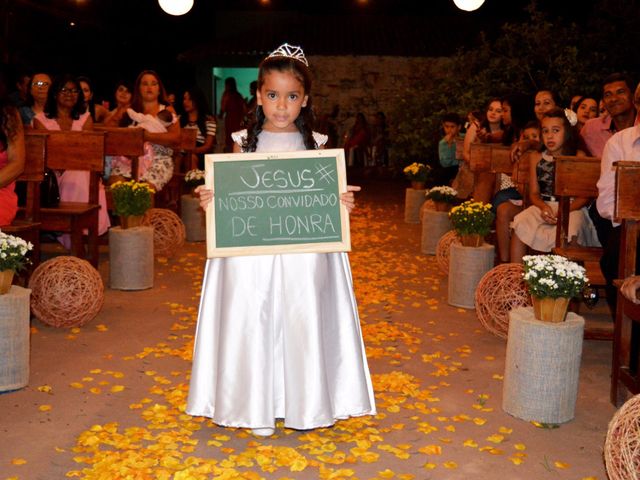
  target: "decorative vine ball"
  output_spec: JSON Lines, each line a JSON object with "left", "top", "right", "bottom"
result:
{"left": 419, "top": 199, "right": 436, "bottom": 222}
{"left": 28, "top": 256, "right": 104, "bottom": 328}
{"left": 143, "top": 208, "right": 186, "bottom": 257}
{"left": 474, "top": 263, "right": 531, "bottom": 339}
{"left": 605, "top": 393, "right": 640, "bottom": 480}
{"left": 435, "top": 230, "right": 460, "bottom": 274}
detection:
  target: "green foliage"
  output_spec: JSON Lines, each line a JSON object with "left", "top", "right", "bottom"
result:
{"left": 390, "top": 0, "right": 638, "bottom": 166}
{"left": 110, "top": 180, "right": 154, "bottom": 217}
{"left": 449, "top": 200, "right": 494, "bottom": 236}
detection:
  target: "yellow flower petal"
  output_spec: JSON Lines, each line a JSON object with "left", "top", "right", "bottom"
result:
{"left": 11, "top": 458, "right": 27, "bottom": 465}
{"left": 38, "top": 404, "right": 52, "bottom": 412}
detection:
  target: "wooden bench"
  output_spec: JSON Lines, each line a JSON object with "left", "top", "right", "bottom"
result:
{"left": 552, "top": 155, "right": 611, "bottom": 340}
{"left": 469, "top": 143, "right": 511, "bottom": 203}
{"left": 39, "top": 130, "right": 106, "bottom": 267}
{"left": 552, "top": 155, "right": 605, "bottom": 284}
{"left": 611, "top": 160, "right": 640, "bottom": 405}
{"left": 2, "top": 132, "right": 47, "bottom": 273}
{"left": 156, "top": 128, "right": 198, "bottom": 213}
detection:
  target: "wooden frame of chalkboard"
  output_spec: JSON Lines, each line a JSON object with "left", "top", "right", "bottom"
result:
{"left": 204, "top": 148, "right": 350, "bottom": 258}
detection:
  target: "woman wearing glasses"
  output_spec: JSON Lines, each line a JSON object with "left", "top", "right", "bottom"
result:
{"left": 33, "top": 75, "right": 110, "bottom": 245}
{"left": 18, "top": 72, "right": 51, "bottom": 126}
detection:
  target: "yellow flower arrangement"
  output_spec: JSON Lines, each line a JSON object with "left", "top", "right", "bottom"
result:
{"left": 109, "top": 180, "right": 155, "bottom": 217}
{"left": 403, "top": 162, "right": 431, "bottom": 182}
{"left": 449, "top": 200, "right": 494, "bottom": 236}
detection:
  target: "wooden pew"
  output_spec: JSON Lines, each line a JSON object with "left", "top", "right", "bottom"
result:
{"left": 2, "top": 132, "right": 47, "bottom": 272}
{"left": 39, "top": 130, "right": 106, "bottom": 267}
{"left": 469, "top": 143, "right": 511, "bottom": 203}
{"left": 552, "top": 155, "right": 610, "bottom": 340}
{"left": 611, "top": 160, "right": 640, "bottom": 405}
{"left": 157, "top": 128, "right": 198, "bottom": 213}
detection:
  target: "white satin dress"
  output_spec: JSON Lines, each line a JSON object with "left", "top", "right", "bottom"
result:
{"left": 186, "top": 129, "right": 376, "bottom": 430}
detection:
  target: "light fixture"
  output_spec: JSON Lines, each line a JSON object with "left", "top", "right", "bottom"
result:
{"left": 158, "top": 0, "right": 194, "bottom": 16}
{"left": 453, "top": 0, "right": 485, "bottom": 12}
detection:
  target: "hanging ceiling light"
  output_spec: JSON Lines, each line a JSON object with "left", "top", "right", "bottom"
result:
{"left": 158, "top": 0, "right": 194, "bottom": 16}
{"left": 453, "top": 0, "right": 485, "bottom": 12}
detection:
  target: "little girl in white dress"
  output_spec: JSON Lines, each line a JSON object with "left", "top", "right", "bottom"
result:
{"left": 186, "top": 44, "right": 376, "bottom": 437}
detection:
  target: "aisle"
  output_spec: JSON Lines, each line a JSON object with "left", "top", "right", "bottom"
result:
{"left": 0, "top": 178, "right": 613, "bottom": 479}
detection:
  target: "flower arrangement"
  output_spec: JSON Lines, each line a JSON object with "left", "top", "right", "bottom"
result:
{"left": 109, "top": 180, "right": 154, "bottom": 217}
{"left": 522, "top": 254, "right": 588, "bottom": 299}
{"left": 185, "top": 169, "right": 205, "bottom": 189}
{"left": 426, "top": 186, "right": 458, "bottom": 203}
{"left": 449, "top": 200, "right": 494, "bottom": 236}
{"left": 403, "top": 162, "right": 431, "bottom": 183}
{"left": 0, "top": 231, "right": 33, "bottom": 272}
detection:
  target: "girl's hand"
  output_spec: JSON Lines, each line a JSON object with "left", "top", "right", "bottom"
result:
{"left": 195, "top": 185, "right": 213, "bottom": 210}
{"left": 621, "top": 276, "right": 640, "bottom": 304}
{"left": 340, "top": 185, "right": 361, "bottom": 213}
{"left": 539, "top": 204, "right": 557, "bottom": 224}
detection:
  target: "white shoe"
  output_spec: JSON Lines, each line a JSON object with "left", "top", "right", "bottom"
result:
{"left": 251, "top": 427, "right": 275, "bottom": 437}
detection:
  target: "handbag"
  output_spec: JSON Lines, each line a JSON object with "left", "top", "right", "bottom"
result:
{"left": 40, "top": 168, "right": 60, "bottom": 207}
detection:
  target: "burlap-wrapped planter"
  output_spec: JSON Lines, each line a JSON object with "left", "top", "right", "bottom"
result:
{"left": 404, "top": 188, "right": 426, "bottom": 223}
{"left": 0, "top": 286, "right": 31, "bottom": 392}
{"left": 109, "top": 226, "right": 154, "bottom": 290}
{"left": 502, "top": 307, "right": 584, "bottom": 424}
{"left": 421, "top": 210, "right": 451, "bottom": 255}
{"left": 180, "top": 194, "right": 206, "bottom": 242}
{"left": 448, "top": 242, "right": 494, "bottom": 309}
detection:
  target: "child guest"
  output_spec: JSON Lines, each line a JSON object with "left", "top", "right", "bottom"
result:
{"left": 510, "top": 108, "right": 599, "bottom": 263}
{"left": 187, "top": 44, "right": 376, "bottom": 437}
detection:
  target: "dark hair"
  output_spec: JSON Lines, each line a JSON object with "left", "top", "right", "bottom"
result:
{"left": 442, "top": 112, "right": 461, "bottom": 125}
{"left": 535, "top": 89, "right": 561, "bottom": 108}
{"left": 120, "top": 70, "right": 169, "bottom": 126}
{"left": 180, "top": 86, "right": 212, "bottom": 138}
{"left": 112, "top": 79, "right": 133, "bottom": 107}
{"left": 540, "top": 107, "right": 578, "bottom": 155}
{"left": 0, "top": 65, "right": 19, "bottom": 149}
{"left": 602, "top": 72, "right": 635, "bottom": 92}
{"left": 225, "top": 77, "right": 238, "bottom": 93}
{"left": 77, "top": 75, "right": 97, "bottom": 121}
{"left": 44, "top": 74, "right": 86, "bottom": 120}
{"left": 23, "top": 71, "right": 50, "bottom": 108}
{"left": 243, "top": 55, "right": 316, "bottom": 152}
{"left": 478, "top": 98, "right": 504, "bottom": 133}
{"left": 501, "top": 93, "right": 535, "bottom": 145}
{"left": 522, "top": 119, "right": 541, "bottom": 131}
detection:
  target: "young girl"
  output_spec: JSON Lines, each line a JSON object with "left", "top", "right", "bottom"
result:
{"left": 187, "top": 44, "right": 376, "bottom": 437}
{"left": 510, "top": 108, "right": 599, "bottom": 263}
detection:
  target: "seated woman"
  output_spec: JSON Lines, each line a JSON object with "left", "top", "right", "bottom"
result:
{"left": 0, "top": 69, "right": 25, "bottom": 226}
{"left": 181, "top": 86, "right": 216, "bottom": 170}
{"left": 572, "top": 96, "right": 598, "bottom": 131}
{"left": 18, "top": 72, "right": 51, "bottom": 127}
{"left": 33, "top": 74, "right": 111, "bottom": 245}
{"left": 510, "top": 107, "right": 599, "bottom": 263}
{"left": 77, "top": 76, "right": 108, "bottom": 123}
{"left": 108, "top": 70, "right": 180, "bottom": 192}
{"left": 459, "top": 98, "right": 504, "bottom": 203}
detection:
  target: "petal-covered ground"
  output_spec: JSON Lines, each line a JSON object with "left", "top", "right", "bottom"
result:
{"left": 0, "top": 178, "right": 615, "bottom": 479}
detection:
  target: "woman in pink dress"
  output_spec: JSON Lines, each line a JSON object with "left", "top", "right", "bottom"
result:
{"left": 0, "top": 71, "right": 25, "bottom": 226}
{"left": 33, "top": 74, "right": 110, "bottom": 245}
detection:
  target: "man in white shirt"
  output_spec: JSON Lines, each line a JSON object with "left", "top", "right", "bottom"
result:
{"left": 596, "top": 81, "right": 640, "bottom": 312}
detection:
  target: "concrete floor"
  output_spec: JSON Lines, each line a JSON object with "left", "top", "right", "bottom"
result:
{"left": 0, "top": 177, "right": 616, "bottom": 479}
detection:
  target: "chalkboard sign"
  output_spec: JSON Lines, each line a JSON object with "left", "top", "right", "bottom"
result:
{"left": 204, "top": 148, "right": 350, "bottom": 258}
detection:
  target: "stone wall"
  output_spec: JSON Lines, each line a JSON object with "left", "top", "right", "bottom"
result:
{"left": 309, "top": 55, "right": 449, "bottom": 148}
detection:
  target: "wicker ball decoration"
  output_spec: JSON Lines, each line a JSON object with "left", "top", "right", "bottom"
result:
{"left": 474, "top": 263, "right": 531, "bottom": 339}
{"left": 420, "top": 199, "right": 435, "bottom": 222}
{"left": 143, "top": 208, "right": 186, "bottom": 257}
{"left": 28, "top": 256, "right": 104, "bottom": 328}
{"left": 435, "top": 230, "right": 460, "bottom": 274}
{"left": 605, "top": 393, "right": 640, "bottom": 480}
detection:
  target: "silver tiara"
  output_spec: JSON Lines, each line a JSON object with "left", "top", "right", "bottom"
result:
{"left": 267, "top": 43, "right": 308, "bottom": 66}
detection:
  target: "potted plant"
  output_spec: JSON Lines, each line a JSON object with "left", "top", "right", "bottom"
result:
{"left": 110, "top": 180, "right": 155, "bottom": 229}
{"left": 522, "top": 254, "right": 588, "bottom": 322}
{"left": 426, "top": 186, "right": 457, "bottom": 212}
{"left": 0, "top": 232, "right": 33, "bottom": 294}
{"left": 184, "top": 169, "right": 205, "bottom": 196}
{"left": 403, "top": 162, "right": 431, "bottom": 190}
{"left": 448, "top": 199, "right": 494, "bottom": 247}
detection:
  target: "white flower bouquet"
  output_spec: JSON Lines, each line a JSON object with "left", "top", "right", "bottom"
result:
{"left": 185, "top": 169, "right": 205, "bottom": 188}
{"left": 426, "top": 186, "right": 458, "bottom": 203}
{"left": 522, "top": 254, "right": 588, "bottom": 299}
{"left": 0, "top": 231, "right": 33, "bottom": 272}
